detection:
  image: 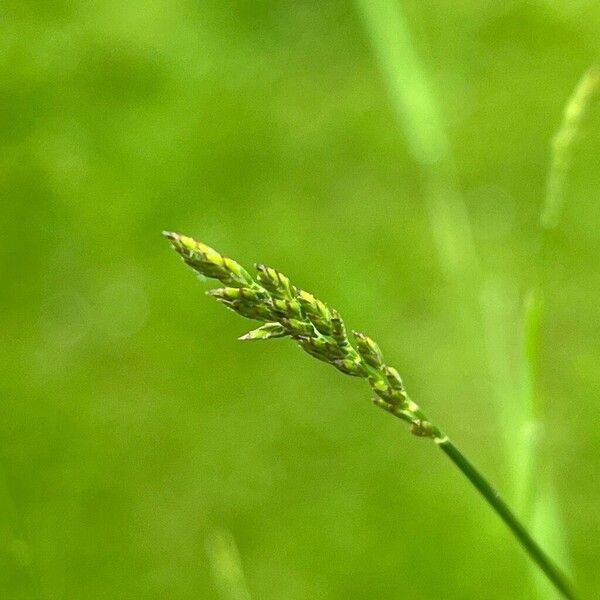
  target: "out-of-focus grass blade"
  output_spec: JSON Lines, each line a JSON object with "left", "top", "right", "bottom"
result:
{"left": 354, "top": 0, "right": 477, "bottom": 281}
{"left": 522, "top": 65, "right": 600, "bottom": 599}
{"left": 205, "top": 528, "right": 252, "bottom": 600}
{"left": 479, "top": 280, "right": 527, "bottom": 499}
{"left": 542, "top": 67, "right": 600, "bottom": 230}
{"left": 530, "top": 474, "right": 572, "bottom": 600}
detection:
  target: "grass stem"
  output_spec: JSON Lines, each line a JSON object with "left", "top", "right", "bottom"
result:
{"left": 436, "top": 437, "right": 578, "bottom": 600}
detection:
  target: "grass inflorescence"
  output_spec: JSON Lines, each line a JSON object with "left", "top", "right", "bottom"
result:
{"left": 163, "top": 231, "right": 438, "bottom": 438}
{"left": 164, "top": 231, "right": 579, "bottom": 600}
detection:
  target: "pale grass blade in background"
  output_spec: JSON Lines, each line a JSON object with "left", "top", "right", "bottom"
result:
{"left": 205, "top": 528, "right": 252, "bottom": 600}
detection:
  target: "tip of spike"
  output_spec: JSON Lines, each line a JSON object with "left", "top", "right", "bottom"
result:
{"left": 162, "top": 230, "right": 180, "bottom": 241}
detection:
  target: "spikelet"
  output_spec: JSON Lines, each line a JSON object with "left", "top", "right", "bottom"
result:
{"left": 163, "top": 231, "right": 253, "bottom": 287}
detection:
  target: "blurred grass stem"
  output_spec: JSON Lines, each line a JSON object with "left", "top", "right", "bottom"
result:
{"left": 520, "top": 65, "right": 600, "bottom": 597}
{"left": 354, "top": 0, "right": 477, "bottom": 279}
{"left": 542, "top": 66, "right": 600, "bottom": 230}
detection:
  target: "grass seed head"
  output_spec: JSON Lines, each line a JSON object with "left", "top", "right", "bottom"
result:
{"left": 165, "top": 232, "right": 433, "bottom": 437}
{"left": 165, "top": 231, "right": 582, "bottom": 596}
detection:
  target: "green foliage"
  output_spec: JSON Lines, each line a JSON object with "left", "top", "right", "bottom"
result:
{"left": 2, "top": 2, "right": 600, "bottom": 600}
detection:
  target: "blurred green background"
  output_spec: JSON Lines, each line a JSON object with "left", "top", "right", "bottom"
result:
{"left": 1, "top": 1, "right": 599, "bottom": 599}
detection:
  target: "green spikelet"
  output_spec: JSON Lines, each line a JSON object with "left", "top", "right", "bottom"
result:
{"left": 279, "top": 318, "right": 315, "bottom": 337}
{"left": 331, "top": 356, "right": 367, "bottom": 377}
{"left": 163, "top": 231, "right": 253, "bottom": 287}
{"left": 239, "top": 322, "right": 288, "bottom": 341}
{"left": 295, "top": 288, "right": 335, "bottom": 336}
{"left": 207, "top": 287, "right": 273, "bottom": 321}
{"left": 255, "top": 264, "right": 294, "bottom": 299}
{"left": 329, "top": 309, "right": 349, "bottom": 346}
{"left": 384, "top": 366, "right": 404, "bottom": 391}
{"left": 270, "top": 297, "right": 303, "bottom": 320}
{"left": 353, "top": 331, "right": 385, "bottom": 368}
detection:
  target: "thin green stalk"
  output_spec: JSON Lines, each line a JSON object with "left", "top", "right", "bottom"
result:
{"left": 164, "top": 231, "right": 579, "bottom": 600}
{"left": 435, "top": 437, "right": 577, "bottom": 600}
{"left": 376, "top": 395, "right": 577, "bottom": 600}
